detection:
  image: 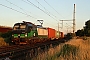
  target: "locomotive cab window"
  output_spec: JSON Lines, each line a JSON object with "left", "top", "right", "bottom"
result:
{"left": 27, "top": 26, "right": 33, "bottom": 32}
{"left": 20, "top": 25, "right": 26, "bottom": 30}
{"left": 13, "top": 25, "right": 26, "bottom": 30}
{"left": 13, "top": 25, "right": 19, "bottom": 30}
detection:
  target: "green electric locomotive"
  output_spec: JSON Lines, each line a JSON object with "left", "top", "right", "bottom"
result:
{"left": 12, "top": 21, "right": 39, "bottom": 44}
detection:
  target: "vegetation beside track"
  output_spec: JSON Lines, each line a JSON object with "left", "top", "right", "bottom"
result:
{"left": 30, "top": 38, "right": 90, "bottom": 60}
{"left": 0, "top": 37, "right": 9, "bottom": 46}
{"left": 44, "top": 38, "right": 90, "bottom": 60}
{"left": 0, "top": 31, "right": 12, "bottom": 46}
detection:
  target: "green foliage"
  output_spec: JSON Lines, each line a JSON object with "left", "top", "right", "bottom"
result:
{"left": 1, "top": 31, "right": 12, "bottom": 44}
{"left": 4, "top": 37, "right": 12, "bottom": 43}
{"left": 46, "top": 44, "right": 78, "bottom": 60}
{"left": 75, "top": 29, "right": 84, "bottom": 36}
{"left": 1, "top": 31, "right": 12, "bottom": 38}
{"left": 64, "top": 33, "right": 73, "bottom": 39}
{"left": 85, "top": 20, "right": 90, "bottom": 30}
{"left": 59, "top": 44, "right": 78, "bottom": 57}
{"left": 46, "top": 56, "right": 56, "bottom": 60}
{"left": 76, "top": 19, "right": 90, "bottom": 36}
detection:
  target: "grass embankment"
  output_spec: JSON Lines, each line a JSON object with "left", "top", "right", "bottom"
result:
{"left": 37, "top": 39, "right": 90, "bottom": 60}
{"left": 0, "top": 37, "right": 9, "bottom": 46}
{"left": 56, "top": 38, "right": 90, "bottom": 60}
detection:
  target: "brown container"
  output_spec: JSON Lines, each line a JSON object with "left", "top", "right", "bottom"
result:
{"left": 60, "top": 32, "right": 64, "bottom": 38}
{"left": 0, "top": 26, "right": 12, "bottom": 33}
{"left": 48, "top": 28, "right": 55, "bottom": 39}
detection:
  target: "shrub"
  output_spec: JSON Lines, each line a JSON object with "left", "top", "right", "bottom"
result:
{"left": 59, "top": 44, "right": 78, "bottom": 58}
{"left": 1, "top": 31, "right": 12, "bottom": 44}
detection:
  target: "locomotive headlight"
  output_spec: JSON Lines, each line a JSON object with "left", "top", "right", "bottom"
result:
{"left": 25, "top": 33, "right": 27, "bottom": 37}
{"left": 12, "top": 34, "right": 14, "bottom": 36}
{"left": 18, "top": 34, "right": 20, "bottom": 36}
{"left": 12, "top": 41, "right": 13, "bottom": 42}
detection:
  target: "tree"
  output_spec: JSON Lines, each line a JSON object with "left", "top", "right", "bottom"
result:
{"left": 84, "top": 20, "right": 90, "bottom": 36}
{"left": 64, "top": 33, "right": 73, "bottom": 39}
{"left": 1, "top": 31, "right": 12, "bottom": 44}
{"left": 76, "top": 19, "right": 90, "bottom": 37}
{"left": 85, "top": 20, "right": 90, "bottom": 29}
{"left": 75, "top": 29, "right": 84, "bottom": 36}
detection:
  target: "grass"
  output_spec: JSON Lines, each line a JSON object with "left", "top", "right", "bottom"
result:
{"left": 32, "top": 38, "right": 90, "bottom": 60}
{"left": 0, "top": 37, "right": 9, "bottom": 46}
{"left": 0, "top": 37, "right": 90, "bottom": 60}
{"left": 57, "top": 38, "right": 90, "bottom": 60}
{"left": 59, "top": 44, "right": 78, "bottom": 59}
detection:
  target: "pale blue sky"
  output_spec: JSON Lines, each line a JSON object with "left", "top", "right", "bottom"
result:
{"left": 0, "top": 0, "right": 90, "bottom": 33}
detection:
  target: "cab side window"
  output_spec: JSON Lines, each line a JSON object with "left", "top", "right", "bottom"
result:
{"left": 27, "top": 26, "right": 32, "bottom": 32}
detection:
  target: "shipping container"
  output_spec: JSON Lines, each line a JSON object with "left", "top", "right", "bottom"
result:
{"left": 48, "top": 28, "right": 55, "bottom": 39}
{"left": 60, "top": 32, "right": 64, "bottom": 38}
{"left": 55, "top": 31, "right": 63, "bottom": 39}
{"left": 37, "top": 27, "right": 48, "bottom": 38}
{"left": 0, "top": 26, "right": 12, "bottom": 33}
{"left": 55, "top": 31, "right": 59, "bottom": 38}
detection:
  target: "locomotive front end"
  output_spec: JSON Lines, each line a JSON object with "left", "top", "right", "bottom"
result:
{"left": 12, "top": 23, "right": 28, "bottom": 44}
{"left": 12, "top": 21, "right": 38, "bottom": 45}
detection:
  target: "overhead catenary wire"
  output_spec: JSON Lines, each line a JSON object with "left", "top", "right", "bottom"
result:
{"left": 27, "top": 0, "right": 58, "bottom": 27}
{"left": 22, "top": 0, "right": 59, "bottom": 29}
{"left": 5, "top": 0, "right": 27, "bottom": 14}
{"left": 21, "top": 0, "right": 60, "bottom": 27}
{"left": 5, "top": 0, "right": 43, "bottom": 19}
{"left": 35, "top": 0, "right": 57, "bottom": 19}
{"left": 44, "top": 0, "right": 65, "bottom": 19}
{"left": 21, "top": 0, "right": 57, "bottom": 27}
{"left": 0, "top": 4, "right": 36, "bottom": 19}
{"left": 4, "top": 0, "right": 57, "bottom": 28}
{"left": 1, "top": 0, "right": 58, "bottom": 29}
{"left": 26, "top": 0, "right": 58, "bottom": 22}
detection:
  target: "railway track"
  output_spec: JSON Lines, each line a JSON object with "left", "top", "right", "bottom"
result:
{"left": 0, "top": 44, "right": 36, "bottom": 58}
{"left": 0, "top": 38, "right": 67, "bottom": 59}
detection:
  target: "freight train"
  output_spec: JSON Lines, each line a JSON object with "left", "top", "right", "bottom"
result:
{"left": 12, "top": 21, "right": 64, "bottom": 44}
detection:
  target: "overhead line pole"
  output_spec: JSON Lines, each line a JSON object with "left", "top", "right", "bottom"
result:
{"left": 59, "top": 4, "right": 76, "bottom": 36}
{"left": 73, "top": 4, "right": 76, "bottom": 34}
{"left": 58, "top": 22, "right": 60, "bottom": 38}
{"left": 60, "top": 20, "right": 72, "bottom": 29}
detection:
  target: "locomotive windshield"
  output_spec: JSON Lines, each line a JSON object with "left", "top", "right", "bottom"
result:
{"left": 13, "top": 23, "right": 26, "bottom": 30}
{"left": 20, "top": 25, "right": 26, "bottom": 29}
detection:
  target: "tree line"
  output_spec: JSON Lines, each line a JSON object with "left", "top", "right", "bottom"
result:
{"left": 75, "top": 20, "right": 90, "bottom": 37}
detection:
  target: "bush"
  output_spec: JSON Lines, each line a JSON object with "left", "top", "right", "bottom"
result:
{"left": 1, "top": 31, "right": 12, "bottom": 44}
{"left": 1, "top": 31, "right": 12, "bottom": 38}
{"left": 60, "top": 44, "right": 78, "bottom": 57}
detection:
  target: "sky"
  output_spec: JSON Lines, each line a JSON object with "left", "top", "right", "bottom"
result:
{"left": 0, "top": 0, "right": 90, "bottom": 34}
